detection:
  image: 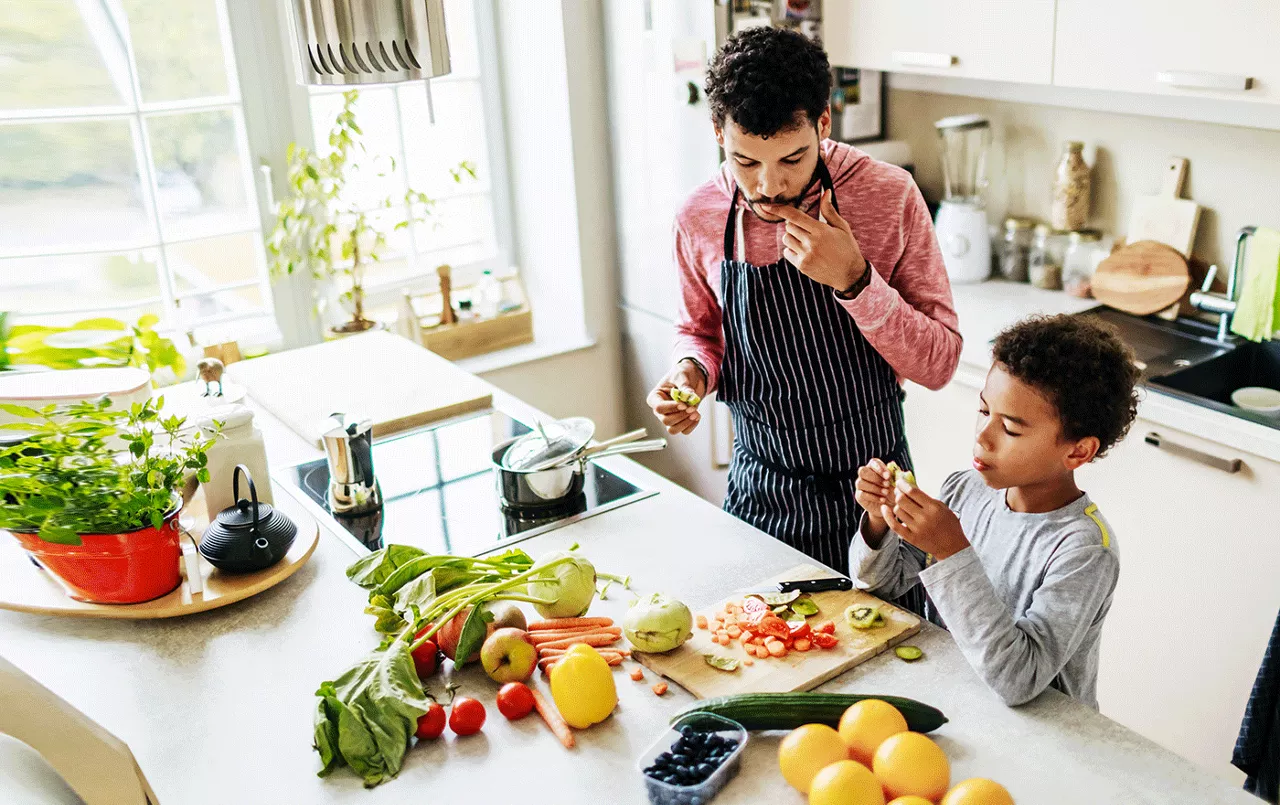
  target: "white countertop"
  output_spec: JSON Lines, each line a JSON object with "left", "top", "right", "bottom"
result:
{"left": 948, "top": 281, "right": 1280, "bottom": 464}
{"left": 0, "top": 382, "right": 1260, "bottom": 804}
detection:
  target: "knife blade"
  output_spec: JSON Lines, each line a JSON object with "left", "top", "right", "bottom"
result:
{"left": 737, "top": 577, "right": 853, "bottom": 595}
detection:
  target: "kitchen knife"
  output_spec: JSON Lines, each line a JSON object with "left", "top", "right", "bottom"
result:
{"left": 737, "top": 577, "right": 853, "bottom": 595}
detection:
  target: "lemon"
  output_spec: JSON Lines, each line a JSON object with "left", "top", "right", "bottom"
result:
{"left": 548, "top": 644, "right": 616, "bottom": 728}
{"left": 887, "top": 798, "right": 935, "bottom": 805}
{"left": 779, "top": 724, "right": 851, "bottom": 793}
{"left": 872, "top": 732, "right": 950, "bottom": 802}
{"left": 838, "top": 699, "right": 909, "bottom": 766}
{"left": 941, "top": 778, "right": 1015, "bottom": 805}
{"left": 809, "top": 760, "right": 885, "bottom": 805}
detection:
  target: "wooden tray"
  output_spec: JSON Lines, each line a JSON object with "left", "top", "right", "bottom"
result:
{"left": 635, "top": 564, "right": 921, "bottom": 699}
{"left": 0, "top": 485, "right": 318, "bottom": 619}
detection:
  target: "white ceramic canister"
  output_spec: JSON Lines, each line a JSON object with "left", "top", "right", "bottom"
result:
{"left": 199, "top": 404, "right": 271, "bottom": 522}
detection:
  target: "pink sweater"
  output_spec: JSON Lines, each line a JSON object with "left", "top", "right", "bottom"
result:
{"left": 673, "top": 140, "right": 962, "bottom": 393}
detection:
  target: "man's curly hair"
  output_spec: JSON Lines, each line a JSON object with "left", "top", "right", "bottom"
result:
{"left": 992, "top": 315, "right": 1141, "bottom": 458}
{"left": 704, "top": 26, "right": 831, "bottom": 137}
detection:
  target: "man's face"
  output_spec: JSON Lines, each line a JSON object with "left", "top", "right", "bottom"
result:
{"left": 716, "top": 108, "right": 831, "bottom": 223}
{"left": 971, "top": 364, "right": 1097, "bottom": 490}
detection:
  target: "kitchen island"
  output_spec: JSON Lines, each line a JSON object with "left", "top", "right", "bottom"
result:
{"left": 0, "top": 383, "right": 1259, "bottom": 804}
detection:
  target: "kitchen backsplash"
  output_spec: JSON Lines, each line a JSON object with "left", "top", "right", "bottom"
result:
{"left": 888, "top": 88, "right": 1280, "bottom": 272}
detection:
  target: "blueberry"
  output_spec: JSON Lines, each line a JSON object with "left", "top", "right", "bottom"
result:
{"left": 697, "top": 762, "right": 714, "bottom": 776}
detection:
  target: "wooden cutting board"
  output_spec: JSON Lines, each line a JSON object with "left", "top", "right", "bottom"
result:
{"left": 635, "top": 564, "right": 921, "bottom": 699}
{"left": 225, "top": 331, "right": 492, "bottom": 448}
{"left": 1091, "top": 240, "right": 1191, "bottom": 316}
{"left": 1127, "top": 157, "right": 1201, "bottom": 258}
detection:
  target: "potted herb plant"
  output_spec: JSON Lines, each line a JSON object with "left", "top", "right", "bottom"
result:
{"left": 266, "top": 90, "right": 474, "bottom": 338}
{"left": 0, "top": 396, "right": 215, "bottom": 604}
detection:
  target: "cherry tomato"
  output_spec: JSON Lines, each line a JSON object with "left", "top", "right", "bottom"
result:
{"left": 496, "top": 682, "right": 536, "bottom": 721}
{"left": 812, "top": 632, "right": 839, "bottom": 649}
{"left": 415, "top": 703, "right": 446, "bottom": 740}
{"left": 449, "top": 697, "right": 486, "bottom": 736}
{"left": 411, "top": 630, "right": 438, "bottom": 679}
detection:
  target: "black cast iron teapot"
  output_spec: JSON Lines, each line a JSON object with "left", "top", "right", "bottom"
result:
{"left": 199, "top": 465, "right": 297, "bottom": 573}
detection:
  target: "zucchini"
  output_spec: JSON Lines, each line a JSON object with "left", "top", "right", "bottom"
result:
{"left": 671, "top": 692, "right": 947, "bottom": 734}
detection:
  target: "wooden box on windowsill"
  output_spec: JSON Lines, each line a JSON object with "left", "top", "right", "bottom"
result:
{"left": 396, "top": 276, "right": 534, "bottom": 361}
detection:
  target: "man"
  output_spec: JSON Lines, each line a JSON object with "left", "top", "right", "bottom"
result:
{"left": 646, "top": 27, "right": 961, "bottom": 576}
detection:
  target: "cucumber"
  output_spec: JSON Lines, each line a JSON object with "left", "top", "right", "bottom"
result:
{"left": 671, "top": 692, "right": 947, "bottom": 734}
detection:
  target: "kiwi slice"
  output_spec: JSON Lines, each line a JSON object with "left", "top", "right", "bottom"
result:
{"left": 895, "top": 645, "right": 924, "bottom": 662}
{"left": 845, "top": 604, "right": 885, "bottom": 630}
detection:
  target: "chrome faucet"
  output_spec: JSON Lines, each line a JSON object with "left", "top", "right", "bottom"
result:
{"left": 1189, "top": 226, "right": 1257, "bottom": 343}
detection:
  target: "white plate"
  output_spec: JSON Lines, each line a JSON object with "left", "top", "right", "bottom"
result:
{"left": 1231, "top": 386, "right": 1280, "bottom": 415}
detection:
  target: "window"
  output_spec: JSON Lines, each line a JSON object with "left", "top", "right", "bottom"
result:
{"left": 0, "top": 0, "right": 270, "bottom": 334}
{"left": 302, "top": 0, "right": 508, "bottom": 300}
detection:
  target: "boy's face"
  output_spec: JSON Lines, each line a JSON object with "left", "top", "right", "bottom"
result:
{"left": 972, "top": 364, "right": 1098, "bottom": 489}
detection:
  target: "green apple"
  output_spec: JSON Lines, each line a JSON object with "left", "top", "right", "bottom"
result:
{"left": 480, "top": 628, "right": 538, "bottom": 683}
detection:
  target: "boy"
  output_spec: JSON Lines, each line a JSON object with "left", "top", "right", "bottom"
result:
{"left": 850, "top": 315, "right": 1141, "bottom": 709}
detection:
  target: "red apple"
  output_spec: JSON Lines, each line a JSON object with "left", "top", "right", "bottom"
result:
{"left": 480, "top": 628, "right": 538, "bottom": 683}
{"left": 438, "top": 602, "right": 529, "bottom": 664}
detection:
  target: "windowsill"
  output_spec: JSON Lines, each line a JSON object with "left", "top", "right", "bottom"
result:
{"left": 455, "top": 330, "right": 597, "bottom": 376}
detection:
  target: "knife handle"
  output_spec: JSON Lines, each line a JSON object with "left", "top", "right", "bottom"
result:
{"left": 780, "top": 578, "right": 853, "bottom": 593}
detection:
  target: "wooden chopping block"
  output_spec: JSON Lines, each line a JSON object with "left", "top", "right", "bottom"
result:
{"left": 1127, "top": 157, "right": 1201, "bottom": 258}
{"left": 1092, "top": 240, "right": 1191, "bottom": 316}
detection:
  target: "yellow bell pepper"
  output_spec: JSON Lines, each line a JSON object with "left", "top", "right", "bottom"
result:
{"left": 548, "top": 644, "right": 617, "bottom": 729}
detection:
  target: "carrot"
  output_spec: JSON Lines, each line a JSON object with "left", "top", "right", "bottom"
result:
{"left": 530, "top": 688, "right": 575, "bottom": 748}
{"left": 534, "top": 634, "right": 623, "bottom": 651}
{"left": 538, "top": 646, "right": 630, "bottom": 657}
{"left": 743, "top": 657, "right": 754, "bottom": 666}
{"left": 754, "top": 644, "right": 770, "bottom": 659}
{"left": 710, "top": 620, "right": 723, "bottom": 632}
{"left": 767, "top": 641, "right": 787, "bottom": 658}
{"left": 539, "top": 654, "right": 624, "bottom": 673}
{"left": 793, "top": 638, "right": 812, "bottom": 652}
{"left": 726, "top": 625, "right": 742, "bottom": 639}
{"left": 529, "top": 626, "right": 622, "bottom": 644}
{"left": 528, "top": 617, "right": 614, "bottom": 631}
{"left": 696, "top": 615, "right": 708, "bottom": 630}
{"left": 629, "top": 666, "right": 645, "bottom": 681}
{"left": 652, "top": 682, "right": 668, "bottom": 696}
{"left": 740, "top": 630, "right": 755, "bottom": 644}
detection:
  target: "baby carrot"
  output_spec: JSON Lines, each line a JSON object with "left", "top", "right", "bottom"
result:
{"left": 528, "top": 617, "right": 614, "bottom": 631}
{"left": 534, "top": 633, "right": 623, "bottom": 651}
{"left": 531, "top": 688, "right": 575, "bottom": 749}
{"left": 629, "top": 666, "right": 645, "bottom": 681}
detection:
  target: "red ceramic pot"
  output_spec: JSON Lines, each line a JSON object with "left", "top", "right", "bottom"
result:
{"left": 10, "top": 503, "right": 183, "bottom": 604}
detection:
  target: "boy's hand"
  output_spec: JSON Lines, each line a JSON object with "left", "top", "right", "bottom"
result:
{"left": 854, "top": 458, "right": 893, "bottom": 544}
{"left": 881, "top": 483, "right": 970, "bottom": 561}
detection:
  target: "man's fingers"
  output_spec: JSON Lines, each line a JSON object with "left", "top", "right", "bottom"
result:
{"left": 761, "top": 203, "right": 819, "bottom": 232}
{"left": 784, "top": 223, "right": 813, "bottom": 248}
{"left": 820, "top": 189, "right": 850, "bottom": 231}
{"left": 783, "top": 247, "right": 806, "bottom": 269}
{"left": 858, "top": 465, "right": 889, "bottom": 486}
{"left": 782, "top": 232, "right": 806, "bottom": 254}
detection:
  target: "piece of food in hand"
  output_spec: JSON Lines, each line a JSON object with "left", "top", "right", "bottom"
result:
{"left": 549, "top": 644, "right": 617, "bottom": 729}
{"left": 481, "top": 627, "right": 539, "bottom": 683}
{"left": 669, "top": 387, "right": 702, "bottom": 407}
{"left": 448, "top": 697, "right": 486, "bottom": 736}
{"left": 415, "top": 702, "right": 447, "bottom": 740}
{"left": 885, "top": 461, "right": 917, "bottom": 490}
{"left": 623, "top": 592, "right": 694, "bottom": 653}
{"left": 496, "top": 682, "right": 537, "bottom": 720}
{"left": 846, "top": 604, "right": 886, "bottom": 630}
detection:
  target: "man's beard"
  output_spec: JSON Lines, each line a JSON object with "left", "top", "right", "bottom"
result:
{"left": 743, "top": 167, "right": 822, "bottom": 221}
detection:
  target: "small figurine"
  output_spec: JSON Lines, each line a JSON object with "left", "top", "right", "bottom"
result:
{"left": 197, "top": 357, "right": 225, "bottom": 397}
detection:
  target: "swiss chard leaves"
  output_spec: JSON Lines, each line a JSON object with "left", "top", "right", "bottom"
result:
{"left": 345, "top": 545, "right": 427, "bottom": 589}
{"left": 452, "top": 603, "right": 495, "bottom": 666}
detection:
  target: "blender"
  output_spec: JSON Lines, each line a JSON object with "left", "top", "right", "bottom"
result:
{"left": 933, "top": 114, "right": 993, "bottom": 284}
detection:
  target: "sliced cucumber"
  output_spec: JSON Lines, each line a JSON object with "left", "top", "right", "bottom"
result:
{"left": 895, "top": 645, "right": 924, "bottom": 662}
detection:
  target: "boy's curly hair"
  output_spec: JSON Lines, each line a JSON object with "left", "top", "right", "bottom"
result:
{"left": 704, "top": 26, "right": 831, "bottom": 137}
{"left": 992, "top": 315, "right": 1141, "bottom": 458}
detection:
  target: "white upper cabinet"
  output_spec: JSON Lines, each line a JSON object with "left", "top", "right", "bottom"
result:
{"left": 1054, "top": 0, "right": 1280, "bottom": 103}
{"left": 824, "top": 1, "right": 1057, "bottom": 85}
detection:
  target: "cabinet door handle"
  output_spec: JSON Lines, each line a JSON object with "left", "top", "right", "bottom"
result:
{"left": 892, "top": 51, "right": 958, "bottom": 69}
{"left": 1156, "top": 70, "right": 1254, "bottom": 92}
{"left": 1144, "top": 431, "right": 1242, "bottom": 473}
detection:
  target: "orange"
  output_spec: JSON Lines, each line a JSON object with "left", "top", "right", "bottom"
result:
{"left": 779, "top": 724, "right": 851, "bottom": 793}
{"left": 872, "top": 732, "right": 950, "bottom": 801}
{"left": 941, "top": 778, "right": 1015, "bottom": 805}
{"left": 809, "top": 760, "right": 886, "bottom": 805}
{"left": 887, "top": 798, "right": 935, "bottom": 805}
{"left": 838, "top": 699, "right": 909, "bottom": 765}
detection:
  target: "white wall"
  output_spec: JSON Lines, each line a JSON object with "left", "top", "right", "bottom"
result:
{"left": 888, "top": 88, "right": 1280, "bottom": 271}
{"left": 484, "top": 0, "right": 624, "bottom": 436}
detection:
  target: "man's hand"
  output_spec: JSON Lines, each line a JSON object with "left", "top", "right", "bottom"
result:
{"left": 880, "top": 483, "right": 971, "bottom": 561}
{"left": 854, "top": 458, "right": 893, "bottom": 546}
{"left": 646, "top": 360, "right": 708, "bottom": 435}
{"left": 763, "top": 189, "right": 867, "bottom": 292}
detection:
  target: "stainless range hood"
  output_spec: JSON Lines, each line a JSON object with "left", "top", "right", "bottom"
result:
{"left": 286, "top": 0, "right": 450, "bottom": 86}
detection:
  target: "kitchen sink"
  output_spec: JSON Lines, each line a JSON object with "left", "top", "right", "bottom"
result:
{"left": 1150, "top": 339, "right": 1280, "bottom": 430}
{"left": 1074, "top": 307, "right": 1229, "bottom": 378}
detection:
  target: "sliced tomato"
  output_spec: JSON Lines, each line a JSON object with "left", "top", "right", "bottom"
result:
{"left": 742, "top": 597, "right": 769, "bottom": 615}
{"left": 749, "top": 614, "right": 792, "bottom": 641}
{"left": 815, "top": 620, "right": 836, "bottom": 635}
{"left": 811, "top": 632, "right": 839, "bottom": 649}
{"left": 787, "top": 620, "right": 812, "bottom": 641}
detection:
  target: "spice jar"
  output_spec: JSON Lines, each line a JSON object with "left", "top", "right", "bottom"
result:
{"left": 1051, "top": 142, "right": 1091, "bottom": 232}
{"left": 999, "top": 217, "right": 1036, "bottom": 283}
{"left": 1062, "top": 230, "right": 1103, "bottom": 298}
{"left": 1028, "top": 224, "right": 1067, "bottom": 290}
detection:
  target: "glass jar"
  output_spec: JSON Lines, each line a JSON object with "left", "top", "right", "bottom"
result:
{"left": 1051, "top": 141, "right": 1092, "bottom": 231}
{"left": 1062, "top": 230, "right": 1103, "bottom": 298}
{"left": 999, "top": 217, "right": 1036, "bottom": 283}
{"left": 1028, "top": 224, "right": 1067, "bottom": 290}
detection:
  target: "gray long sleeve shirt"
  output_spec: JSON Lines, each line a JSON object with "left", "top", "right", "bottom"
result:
{"left": 849, "top": 470, "right": 1120, "bottom": 709}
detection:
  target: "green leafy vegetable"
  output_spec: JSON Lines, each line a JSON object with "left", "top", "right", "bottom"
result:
{"left": 703, "top": 654, "right": 740, "bottom": 672}
{"left": 346, "top": 545, "right": 427, "bottom": 589}
{"left": 453, "top": 603, "right": 496, "bottom": 667}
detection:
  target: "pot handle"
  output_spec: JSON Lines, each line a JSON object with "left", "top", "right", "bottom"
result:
{"left": 231, "top": 464, "right": 263, "bottom": 533}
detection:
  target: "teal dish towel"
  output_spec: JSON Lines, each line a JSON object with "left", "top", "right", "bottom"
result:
{"left": 1231, "top": 227, "right": 1280, "bottom": 342}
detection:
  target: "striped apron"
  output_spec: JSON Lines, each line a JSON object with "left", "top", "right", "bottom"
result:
{"left": 718, "top": 158, "right": 925, "bottom": 613}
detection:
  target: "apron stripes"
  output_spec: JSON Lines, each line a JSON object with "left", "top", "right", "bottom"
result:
{"left": 717, "top": 158, "right": 926, "bottom": 616}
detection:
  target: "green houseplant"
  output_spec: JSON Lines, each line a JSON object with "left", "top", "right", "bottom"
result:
{"left": 265, "top": 90, "right": 475, "bottom": 335}
{"left": 0, "top": 314, "right": 186, "bottom": 381}
{"left": 0, "top": 396, "right": 215, "bottom": 603}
